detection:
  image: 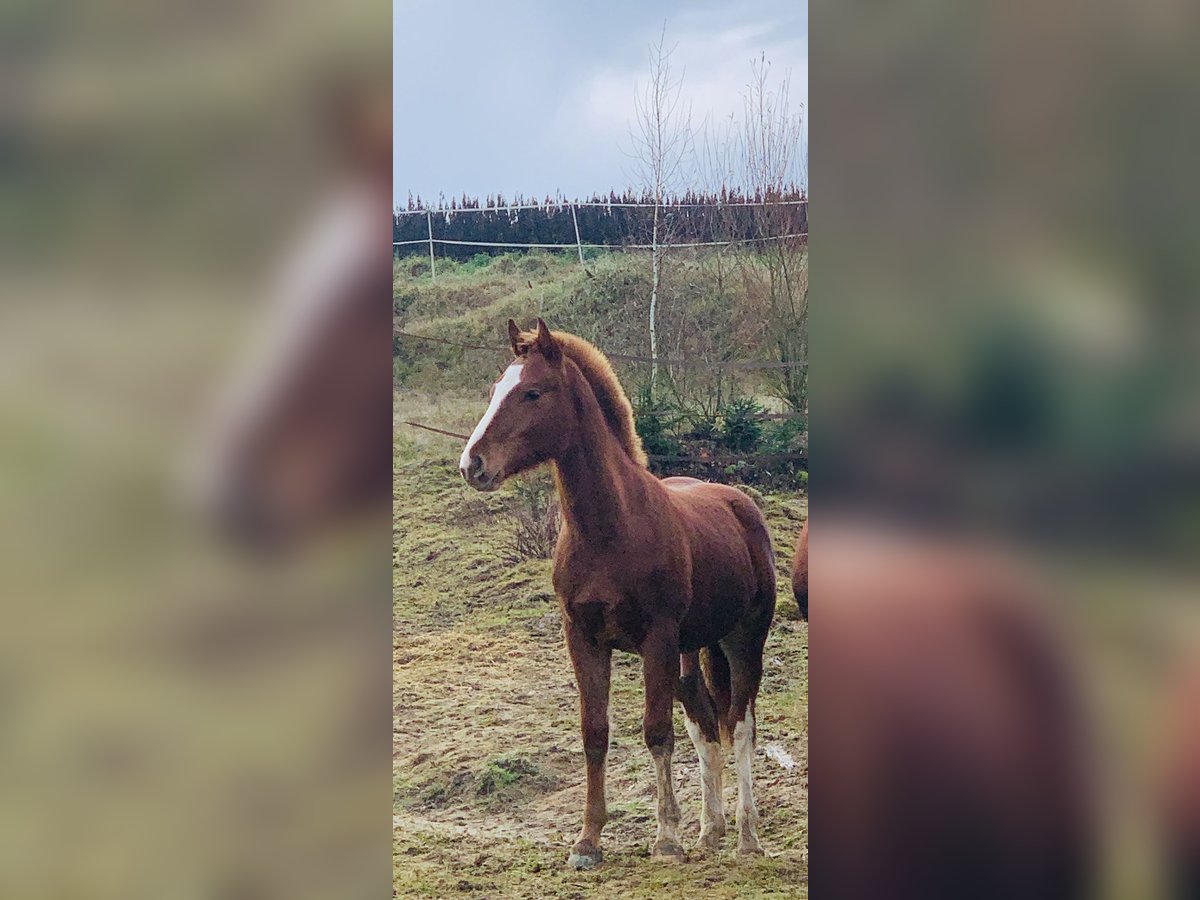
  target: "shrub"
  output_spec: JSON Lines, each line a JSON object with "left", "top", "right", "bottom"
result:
{"left": 476, "top": 755, "right": 539, "bottom": 796}
{"left": 393, "top": 284, "right": 420, "bottom": 321}
{"left": 403, "top": 257, "right": 430, "bottom": 278}
{"left": 760, "top": 414, "right": 807, "bottom": 455}
{"left": 682, "top": 414, "right": 719, "bottom": 443}
{"left": 518, "top": 253, "right": 548, "bottom": 275}
{"left": 510, "top": 473, "right": 560, "bottom": 560}
{"left": 433, "top": 256, "right": 459, "bottom": 277}
{"left": 720, "top": 397, "right": 764, "bottom": 452}
{"left": 392, "top": 355, "right": 411, "bottom": 385}
{"left": 633, "top": 390, "right": 682, "bottom": 460}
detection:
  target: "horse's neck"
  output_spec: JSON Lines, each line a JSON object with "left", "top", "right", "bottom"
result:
{"left": 552, "top": 368, "right": 644, "bottom": 545}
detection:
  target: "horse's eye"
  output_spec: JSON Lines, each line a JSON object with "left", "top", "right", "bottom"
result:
{"left": 524, "top": 389, "right": 542, "bottom": 402}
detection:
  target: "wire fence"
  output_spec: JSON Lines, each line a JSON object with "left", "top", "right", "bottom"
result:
{"left": 401, "top": 420, "right": 807, "bottom": 466}
{"left": 394, "top": 199, "right": 808, "bottom": 214}
{"left": 394, "top": 329, "right": 807, "bottom": 373}
{"left": 394, "top": 199, "right": 808, "bottom": 473}
{"left": 393, "top": 198, "right": 808, "bottom": 277}
{"left": 393, "top": 233, "right": 807, "bottom": 251}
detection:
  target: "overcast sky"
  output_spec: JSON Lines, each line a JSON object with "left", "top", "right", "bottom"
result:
{"left": 393, "top": 0, "right": 807, "bottom": 206}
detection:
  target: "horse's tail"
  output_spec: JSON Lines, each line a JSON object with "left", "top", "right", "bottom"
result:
{"left": 700, "top": 644, "right": 733, "bottom": 745}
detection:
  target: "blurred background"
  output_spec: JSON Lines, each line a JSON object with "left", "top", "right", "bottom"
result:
{"left": 0, "top": 0, "right": 392, "bottom": 897}
{"left": 812, "top": 0, "right": 1200, "bottom": 897}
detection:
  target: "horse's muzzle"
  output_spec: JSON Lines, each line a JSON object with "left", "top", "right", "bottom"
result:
{"left": 460, "top": 454, "right": 499, "bottom": 492}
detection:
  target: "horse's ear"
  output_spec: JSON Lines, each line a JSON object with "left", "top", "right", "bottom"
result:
{"left": 535, "top": 317, "right": 561, "bottom": 363}
{"left": 507, "top": 319, "right": 523, "bottom": 356}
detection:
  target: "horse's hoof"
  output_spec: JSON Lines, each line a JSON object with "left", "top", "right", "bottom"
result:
{"left": 651, "top": 840, "right": 687, "bottom": 862}
{"left": 697, "top": 828, "right": 725, "bottom": 850}
{"left": 738, "top": 842, "right": 766, "bottom": 856}
{"left": 567, "top": 843, "right": 602, "bottom": 870}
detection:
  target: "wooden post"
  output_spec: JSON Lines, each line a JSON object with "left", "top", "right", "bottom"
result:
{"left": 570, "top": 203, "right": 585, "bottom": 267}
{"left": 426, "top": 210, "right": 437, "bottom": 283}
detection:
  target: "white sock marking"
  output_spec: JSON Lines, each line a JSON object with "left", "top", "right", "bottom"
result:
{"left": 684, "top": 715, "right": 726, "bottom": 838}
{"left": 652, "top": 753, "right": 682, "bottom": 847}
{"left": 733, "top": 713, "right": 761, "bottom": 850}
{"left": 460, "top": 362, "right": 523, "bottom": 471}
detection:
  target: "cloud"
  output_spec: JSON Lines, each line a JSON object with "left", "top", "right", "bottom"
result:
{"left": 549, "top": 3, "right": 807, "bottom": 193}
{"left": 394, "top": 0, "right": 807, "bottom": 201}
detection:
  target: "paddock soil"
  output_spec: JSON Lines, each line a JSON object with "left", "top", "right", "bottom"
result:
{"left": 393, "top": 430, "right": 808, "bottom": 898}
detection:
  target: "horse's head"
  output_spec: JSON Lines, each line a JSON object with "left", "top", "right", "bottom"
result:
{"left": 191, "top": 211, "right": 391, "bottom": 549}
{"left": 459, "top": 318, "right": 570, "bottom": 491}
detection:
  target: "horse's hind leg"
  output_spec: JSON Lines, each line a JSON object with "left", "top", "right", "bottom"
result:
{"left": 679, "top": 651, "right": 726, "bottom": 849}
{"left": 721, "top": 620, "right": 770, "bottom": 855}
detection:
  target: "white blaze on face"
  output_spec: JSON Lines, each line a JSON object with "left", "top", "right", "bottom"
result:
{"left": 460, "top": 362, "right": 524, "bottom": 472}
{"left": 185, "top": 187, "right": 375, "bottom": 515}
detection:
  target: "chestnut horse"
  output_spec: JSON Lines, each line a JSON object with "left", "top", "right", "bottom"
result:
{"left": 792, "top": 520, "right": 808, "bottom": 620}
{"left": 460, "top": 319, "right": 776, "bottom": 868}
{"left": 812, "top": 520, "right": 1096, "bottom": 899}
{"left": 1157, "top": 661, "right": 1200, "bottom": 898}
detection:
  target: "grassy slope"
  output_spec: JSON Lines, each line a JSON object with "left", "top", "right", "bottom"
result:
{"left": 396, "top": 253, "right": 643, "bottom": 404}
{"left": 394, "top": 250, "right": 780, "bottom": 406}
{"left": 393, "top": 435, "right": 808, "bottom": 898}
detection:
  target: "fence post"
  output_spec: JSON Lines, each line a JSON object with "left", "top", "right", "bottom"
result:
{"left": 426, "top": 211, "right": 437, "bottom": 283}
{"left": 570, "top": 204, "right": 585, "bottom": 268}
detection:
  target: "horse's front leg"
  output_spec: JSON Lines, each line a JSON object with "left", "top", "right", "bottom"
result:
{"left": 566, "top": 620, "right": 611, "bottom": 870}
{"left": 643, "top": 623, "right": 686, "bottom": 861}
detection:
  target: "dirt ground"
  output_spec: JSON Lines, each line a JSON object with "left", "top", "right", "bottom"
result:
{"left": 393, "top": 442, "right": 808, "bottom": 899}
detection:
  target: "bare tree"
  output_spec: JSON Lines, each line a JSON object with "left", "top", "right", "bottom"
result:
{"left": 743, "top": 56, "right": 807, "bottom": 416}
{"left": 628, "top": 25, "right": 692, "bottom": 397}
{"left": 741, "top": 55, "right": 807, "bottom": 200}
{"left": 690, "top": 55, "right": 807, "bottom": 419}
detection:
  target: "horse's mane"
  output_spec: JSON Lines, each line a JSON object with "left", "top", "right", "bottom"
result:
{"left": 515, "top": 329, "right": 648, "bottom": 468}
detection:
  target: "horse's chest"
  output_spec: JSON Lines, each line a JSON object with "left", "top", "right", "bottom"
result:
{"left": 554, "top": 556, "right": 684, "bottom": 653}
{"left": 561, "top": 596, "right": 648, "bottom": 653}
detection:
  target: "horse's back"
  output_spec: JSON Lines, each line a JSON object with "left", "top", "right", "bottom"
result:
{"left": 661, "top": 476, "right": 705, "bottom": 488}
{"left": 664, "top": 479, "right": 771, "bottom": 558}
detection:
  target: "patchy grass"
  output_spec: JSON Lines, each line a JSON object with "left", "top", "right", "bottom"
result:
{"left": 393, "top": 828, "right": 807, "bottom": 899}
{"left": 394, "top": 395, "right": 807, "bottom": 898}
